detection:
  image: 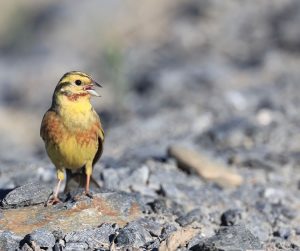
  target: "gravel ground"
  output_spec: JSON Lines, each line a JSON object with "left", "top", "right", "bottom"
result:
{"left": 1, "top": 75, "right": 300, "bottom": 250}
{"left": 1, "top": 1, "right": 300, "bottom": 250}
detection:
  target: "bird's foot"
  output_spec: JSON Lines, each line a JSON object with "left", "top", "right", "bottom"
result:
{"left": 71, "top": 190, "right": 93, "bottom": 201}
{"left": 45, "top": 195, "right": 62, "bottom": 206}
{"left": 85, "top": 191, "right": 93, "bottom": 199}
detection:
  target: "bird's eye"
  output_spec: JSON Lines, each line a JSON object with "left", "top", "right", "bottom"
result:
{"left": 75, "top": 80, "right": 82, "bottom": 86}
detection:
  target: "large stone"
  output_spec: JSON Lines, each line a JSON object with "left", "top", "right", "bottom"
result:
{"left": 220, "top": 209, "right": 242, "bottom": 226}
{"left": 65, "top": 223, "right": 116, "bottom": 249}
{"left": 0, "top": 192, "right": 143, "bottom": 235}
{"left": 116, "top": 219, "right": 153, "bottom": 248}
{"left": 191, "top": 225, "right": 263, "bottom": 251}
{"left": 1, "top": 182, "right": 52, "bottom": 208}
{"left": 160, "top": 224, "right": 178, "bottom": 241}
{"left": 0, "top": 231, "right": 22, "bottom": 251}
{"left": 176, "top": 208, "right": 202, "bottom": 227}
{"left": 27, "top": 229, "right": 56, "bottom": 248}
{"left": 21, "top": 243, "right": 33, "bottom": 251}
{"left": 133, "top": 218, "right": 162, "bottom": 237}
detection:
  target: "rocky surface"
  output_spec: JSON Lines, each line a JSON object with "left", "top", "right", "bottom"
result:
{"left": 0, "top": 190, "right": 143, "bottom": 236}
{"left": 1, "top": 0, "right": 300, "bottom": 250}
{"left": 190, "top": 225, "right": 262, "bottom": 251}
{"left": 1, "top": 182, "right": 52, "bottom": 208}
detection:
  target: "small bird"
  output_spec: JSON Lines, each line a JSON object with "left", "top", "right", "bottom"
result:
{"left": 40, "top": 71, "right": 104, "bottom": 204}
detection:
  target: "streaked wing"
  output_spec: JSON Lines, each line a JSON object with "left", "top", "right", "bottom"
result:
{"left": 40, "top": 109, "right": 61, "bottom": 143}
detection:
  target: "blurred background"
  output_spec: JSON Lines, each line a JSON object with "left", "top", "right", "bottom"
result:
{"left": 1, "top": 0, "right": 300, "bottom": 185}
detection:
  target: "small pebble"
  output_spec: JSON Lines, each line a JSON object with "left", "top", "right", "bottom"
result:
{"left": 29, "top": 229, "right": 56, "bottom": 248}
{"left": 273, "top": 228, "right": 291, "bottom": 240}
{"left": 221, "top": 209, "right": 242, "bottom": 226}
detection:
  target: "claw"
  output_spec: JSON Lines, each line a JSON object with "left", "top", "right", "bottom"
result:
{"left": 45, "top": 196, "right": 62, "bottom": 206}
{"left": 85, "top": 191, "right": 93, "bottom": 199}
{"left": 45, "top": 178, "right": 63, "bottom": 206}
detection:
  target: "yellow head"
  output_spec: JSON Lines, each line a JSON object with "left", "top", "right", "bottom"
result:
{"left": 53, "top": 71, "right": 102, "bottom": 104}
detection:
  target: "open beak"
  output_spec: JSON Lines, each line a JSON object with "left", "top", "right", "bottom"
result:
{"left": 85, "top": 81, "right": 102, "bottom": 97}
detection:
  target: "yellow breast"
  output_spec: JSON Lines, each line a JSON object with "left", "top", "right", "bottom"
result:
{"left": 47, "top": 132, "right": 98, "bottom": 169}
{"left": 44, "top": 97, "right": 100, "bottom": 169}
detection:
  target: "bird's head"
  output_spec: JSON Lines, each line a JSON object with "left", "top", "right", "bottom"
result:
{"left": 54, "top": 71, "right": 102, "bottom": 101}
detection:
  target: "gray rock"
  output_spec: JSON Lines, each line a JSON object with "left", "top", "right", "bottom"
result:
{"left": 263, "top": 187, "right": 286, "bottom": 204}
{"left": 160, "top": 224, "right": 177, "bottom": 240}
{"left": 148, "top": 199, "right": 168, "bottom": 214}
{"left": 146, "top": 239, "right": 160, "bottom": 250}
{"left": 101, "top": 167, "right": 129, "bottom": 191}
{"left": 116, "top": 220, "right": 153, "bottom": 248}
{"left": 53, "top": 242, "right": 64, "bottom": 251}
{"left": 255, "top": 200, "right": 293, "bottom": 226}
{"left": 134, "top": 218, "right": 162, "bottom": 236}
{"left": 148, "top": 163, "right": 197, "bottom": 191}
{"left": 65, "top": 223, "right": 116, "bottom": 249}
{"left": 270, "top": 237, "right": 299, "bottom": 250}
{"left": 272, "top": 1, "right": 300, "bottom": 51}
{"left": 52, "top": 230, "right": 65, "bottom": 240}
{"left": 120, "top": 165, "right": 149, "bottom": 189}
{"left": 99, "top": 191, "right": 146, "bottom": 215}
{"left": 191, "top": 225, "right": 262, "bottom": 251}
{"left": 29, "top": 229, "right": 56, "bottom": 248}
{"left": 273, "top": 227, "right": 292, "bottom": 240}
{"left": 102, "top": 165, "right": 150, "bottom": 195}
{"left": 196, "top": 117, "right": 255, "bottom": 148}
{"left": 188, "top": 235, "right": 205, "bottom": 250}
{"left": 281, "top": 206, "right": 297, "bottom": 220}
{"left": 176, "top": 208, "right": 202, "bottom": 227}
{"left": 241, "top": 209, "right": 272, "bottom": 242}
{"left": 220, "top": 209, "right": 242, "bottom": 226}
{"left": 0, "top": 231, "right": 22, "bottom": 251}
{"left": 21, "top": 243, "right": 33, "bottom": 251}
{"left": 65, "top": 242, "right": 89, "bottom": 251}
{"left": 1, "top": 182, "right": 52, "bottom": 208}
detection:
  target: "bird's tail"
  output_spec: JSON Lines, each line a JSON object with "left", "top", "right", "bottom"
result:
{"left": 64, "top": 168, "right": 100, "bottom": 194}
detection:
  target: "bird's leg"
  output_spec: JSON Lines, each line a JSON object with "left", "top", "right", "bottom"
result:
{"left": 53, "top": 179, "right": 62, "bottom": 200}
{"left": 85, "top": 161, "right": 93, "bottom": 198}
{"left": 46, "top": 179, "right": 62, "bottom": 205}
{"left": 47, "top": 169, "right": 64, "bottom": 205}
{"left": 85, "top": 174, "right": 93, "bottom": 198}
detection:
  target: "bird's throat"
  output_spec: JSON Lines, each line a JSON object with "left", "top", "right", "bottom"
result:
{"left": 67, "top": 93, "right": 89, "bottom": 102}
{"left": 55, "top": 95, "right": 95, "bottom": 130}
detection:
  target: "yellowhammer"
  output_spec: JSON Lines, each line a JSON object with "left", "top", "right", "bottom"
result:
{"left": 40, "top": 71, "right": 104, "bottom": 204}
